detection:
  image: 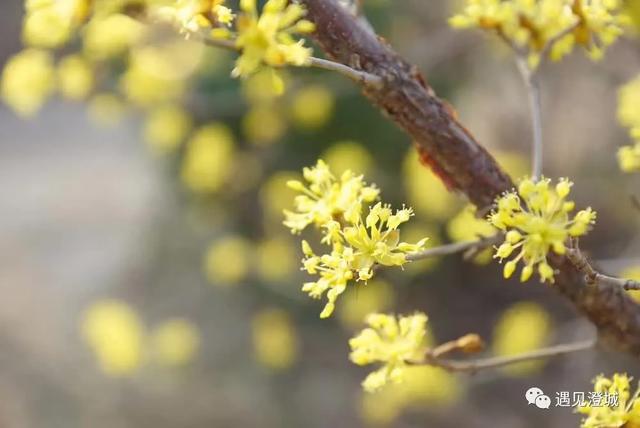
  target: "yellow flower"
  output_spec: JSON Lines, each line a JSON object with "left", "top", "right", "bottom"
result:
{"left": 492, "top": 301, "right": 551, "bottom": 376}
{"left": 155, "top": 0, "right": 234, "bottom": 33}
{"left": 22, "top": 0, "right": 88, "bottom": 48}
{"left": 449, "top": 0, "right": 629, "bottom": 67}
{"left": 233, "top": 0, "right": 315, "bottom": 81}
{"left": 150, "top": 318, "right": 200, "bottom": 366}
{"left": 578, "top": 373, "right": 640, "bottom": 428}
{"left": 81, "top": 299, "right": 145, "bottom": 376}
{"left": 349, "top": 313, "right": 428, "bottom": 393}
{"left": 300, "top": 203, "right": 427, "bottom": 318}
{"left": 289, "top": 161, "right": 426, "bottom": 317}
{"left": 252, "top": 308, "right": 298, "bottom": 370}
{"left": 283, "top": 159, "right": 379, "bottom": 234}
{"left": 143, "top": 104, "right": 193, "bottom": 154}
{"left": 620, "top": 266, "right": 640, "bottom": 303}
{"left": 489, "top": 177, "right": 596, "bottom": 283}
{"left": 1, "top": 49, "right": 55, "bottom": 117}
{"left": 300, "top": 242, "right": 355, "bottom": 318}
{"left": 204, "top": 235, "right": 252, "bottom": 285}
{"left": 181, "top": 123, "right": 235, "bottom": 193}
{"left": 618, "top": 143, "right": 640, "bottom": 173}
{"left": 57, "top": 54, "right": 93, "bottom": 100}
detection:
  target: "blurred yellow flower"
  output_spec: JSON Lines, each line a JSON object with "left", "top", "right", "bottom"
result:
{"left": 618, "top": 75, "right": 640, "bottom": 138}
{"left": 82, "top": 299, "right": 145, "bottom": 376}
{"left": 252, "top": 308, "right": 298, "bottom": 370}
{"left": 1, "top": 49, "right": 55, "bottom": 117}
{"left": 57, "top": 54, "right": 93, "bottom": 100}
{"left": 120, "top": 46, "right": 190, "bottom": 108}
{"left": 204, "top": 235, "right": 252, "bottom": 285}
{"left": 447, "top": 204, "right": 496, "bottom": 265}
{"left": 181, "top": 123, "right": 235, "bottom": 193}
{"left": 22, "top": 0, "right": 87, "bottom": 48}
{"left": 242, "top": 104, "right": 287, "bottom": 145}
{"left": 143, "top": 104, "right": 193, "bottom": 154}
{"left": 360, "top": 366, "right": 461, "bottom": 426}
{"left": 450, "top": 0, "right": 629, "bottom": 67}
{"left": 255, "top": 236, "right": 297, "bottom": 283}
{"left": 337, "top": 280, "right": 395, "bottom": 330}
{"left": 242, "top": 68, "right": 289, "bottom": 103}
{"left": 403, "top": 149, "right": 461, "bottom": 221}
{"left": 87, "top": 92, "right": 126, "bottom": 126}
{"left": 322, "top": 141, "right": 373, "bottom": 176}
{"left": 259, "top": 171, "right": 301, "bottom": 225}
{"left": 492, "top": 301, "right": 551, "bottom": 376}
{"left": 150, "top": 318, "right": 200, "bottom": 367}
{"left": 290, "top": 85, "right": 335, "bottom": 129}
{"left": 620, "top": 266, "right": 640, "bottom": 302}
{"left": 618, "top": 143, "right": 640, "bottom": 173}
{"left": 83, "top": 13, "right": 146, "bottom": 59}
{"left": 399, "top": 222, "right": 442, "bottom": 274}
{"left": 495, "top": 150, "right": 529, "bottom": 180}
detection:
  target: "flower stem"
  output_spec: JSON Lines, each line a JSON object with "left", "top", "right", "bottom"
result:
{"left": 517, "top": 59, "right": 544, "bottom": 180}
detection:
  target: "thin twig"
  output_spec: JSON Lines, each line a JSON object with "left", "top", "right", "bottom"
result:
{"left": 407, "top": 234, "right": 502, "bottom": 262}
{"left": 516, "top": 58, "right": 544, "bottom": 179}
{"left": 197, "top": 33, "right": 384, "bottom": 89}
{"left": 421, "top": 339, "right": 596, "bottom": 373}
{"left": 567, "top": 245, "right": 640, "bottom": 291}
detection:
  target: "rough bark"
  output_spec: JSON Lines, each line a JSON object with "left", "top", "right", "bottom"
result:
{"left": 300, "top": 0, "right": 640, "bottom": 356}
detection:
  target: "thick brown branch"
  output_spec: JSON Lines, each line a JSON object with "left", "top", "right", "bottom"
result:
{"left": 301, "top": 0, "right": 640, "bottom": 356}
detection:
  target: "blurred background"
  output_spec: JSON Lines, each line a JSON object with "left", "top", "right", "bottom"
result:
{"left": 1, "top": 0, "right": 640, "bottom": 427}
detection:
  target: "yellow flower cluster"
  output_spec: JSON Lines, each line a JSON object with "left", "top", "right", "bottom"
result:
{"left": 489, "top": 177, "right": 596, "bottom": 283}
{"left": 578, "top": 373, "right": 640, "bottom": 428}
{"left": 233, "top": 0, "right": 315, "bottom": 83}
{"left": 155, "top": 0, "right": 234, "bottom": 33}
{"left": 449, "top": 0, "right": 629, "bottom": 67}
{"left": 617, "top": 76, "right": 640, "bottom": 173}
{"left": 349, "top": 313, "right": 428, "bottom": 393}
{"left": 285, "top": 160, "right": 427, "bottom": 318}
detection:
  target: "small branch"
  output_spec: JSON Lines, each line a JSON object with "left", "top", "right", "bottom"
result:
{"left": 308, "top": 57, "right": 384, "bottom": 88}
{"left": 516, "top": 58, "right": 543, "bottom": 179}
{"left": 197, "top": 33, "right": 383, "bottom": 89}
{"left": 567, "top": 245, "right": 640, "bottom": 291}
{"left": 422, "top": 339, "right": 596, "bottom": 373}
{"left": 407, "top": 234, "right": 501, "bottom": 262}
{"left": 539, "top": 22, "right": 581, "bottom": 62}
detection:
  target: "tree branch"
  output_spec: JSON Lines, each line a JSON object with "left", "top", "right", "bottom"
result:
{"left": 197, "top": 33, "right": 383, "bottom": 88}
{"left": 567, "top": 244, "right": 640, "bottom": 291}
{"left": 422, "top": 339, "right": 596, "bottom": 374}
{"left": 300, "top": 0, "right": 640, "bottom": 356}
{"left": 407, "top": 234, "right": 501, "bottom": 261}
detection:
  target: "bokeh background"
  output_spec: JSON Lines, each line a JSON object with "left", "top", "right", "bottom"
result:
{"left": 1, "top": 0, "right": 640, "bottom": 427}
